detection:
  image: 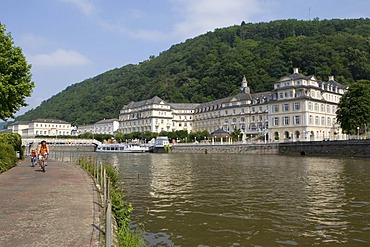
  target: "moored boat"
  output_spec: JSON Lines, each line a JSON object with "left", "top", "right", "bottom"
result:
{"left": 150, "top": 136, "right": 171, "bottom": 153}
{"left": 96, "top": 143, "right": 148, "bottom": 153}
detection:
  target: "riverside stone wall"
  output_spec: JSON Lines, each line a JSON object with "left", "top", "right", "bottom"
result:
{"left": 279, "top": 140, "right": 370, "bottom": 157}
{"left": 171, "top": 143, "right": 279, "bottom": 154}
{"left": 171, "top": 141, "right": 370, "bottom": 157}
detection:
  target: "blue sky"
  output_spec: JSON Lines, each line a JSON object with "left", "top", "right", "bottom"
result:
{"left": 1, "top": 0, "right": 369, "bottom": 118}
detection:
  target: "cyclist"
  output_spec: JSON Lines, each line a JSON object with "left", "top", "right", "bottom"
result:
{"left": 30, "top": 149, "right": 37, "bottom": 167}
{"left": 37, "top": 140, "right": 50, "bottom": 168}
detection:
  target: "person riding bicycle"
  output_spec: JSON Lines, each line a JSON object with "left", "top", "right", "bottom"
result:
{"left": 30, "top": 149, "right": 37, "bottom": 166}
{"left": 37, "top": 140, "right": 50, "bottom": 167}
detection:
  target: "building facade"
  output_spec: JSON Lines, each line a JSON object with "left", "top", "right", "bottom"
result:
{"left": 119, "top": 96, "right": 199, "bottom": 134}
{"left": 77, "top": 118, "right": 119, "bottom": 135}
{"left": 268, "top": 68, "right": 347, "bottom": 141}
{"left": 118, "top": 68, "right": 347, "bottom": 141}
{"left": 8, "top": 119, "right": 73, "bottom": 138}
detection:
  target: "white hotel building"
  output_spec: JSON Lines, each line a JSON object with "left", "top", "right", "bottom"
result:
{"left": 119, "top": 96, "right": 199, "bottom": 134}
{"left": 8, "top": 119, "right": 73, "bottom": 138}
{"left": 118, "top": 68, "right": 347, "bottom": 141}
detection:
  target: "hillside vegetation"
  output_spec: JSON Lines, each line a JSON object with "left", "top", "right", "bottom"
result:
{"left": 17, "top": 18, "right": 370, "bottom": 125}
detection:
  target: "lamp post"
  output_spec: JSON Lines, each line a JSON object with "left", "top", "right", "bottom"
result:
{"left": 357, "top": 126, "right": 360, "bottom": 140}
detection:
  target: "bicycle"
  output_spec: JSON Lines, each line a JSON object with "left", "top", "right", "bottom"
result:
{"left": 31, "top": 156, "right": 37, "bottom": 167}
{"left": 38, "top": 154, "right": 46, "bottom": 173}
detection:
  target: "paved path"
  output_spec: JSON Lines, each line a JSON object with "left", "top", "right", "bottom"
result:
{"left": 0, "top": 158, "right": 100, "bottom": 247}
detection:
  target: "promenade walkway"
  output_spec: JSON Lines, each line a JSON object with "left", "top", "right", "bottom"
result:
{"left": 0, "top": 158, "right": 100, "bottom": 247}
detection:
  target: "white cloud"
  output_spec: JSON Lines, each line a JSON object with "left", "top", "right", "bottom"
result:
{"left": 171, "top": 0, "right": 266, "bottom": 38}
{"left": 59, "top": 0, "right": 96, "bottom": 16}
{"left": 28, "top": 49, "right": 92, "bottom": 68}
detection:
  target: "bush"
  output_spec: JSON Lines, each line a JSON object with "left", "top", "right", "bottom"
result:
{"left": 0, "top": 132, "right": 23, "bottom": 157}
{"left": 0, "top": 143, "right": 17, "bottom": 173}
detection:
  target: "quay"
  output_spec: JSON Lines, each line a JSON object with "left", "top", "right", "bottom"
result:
{"left": 170, "top": 140, "right": 370, "bottom": 157}
{"left": 0, "top": 159, "right": 100, "bottom": 247}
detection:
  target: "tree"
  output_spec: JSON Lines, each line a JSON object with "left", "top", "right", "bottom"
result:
{"left": 336, "top": 80, "right": 370, "bottom": 134}
{"left": 0, "top": 23, "right": 34, "bottom": 120}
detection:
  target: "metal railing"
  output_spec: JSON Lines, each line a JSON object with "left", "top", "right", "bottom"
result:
{"left": 79, "top": 157, "right": 113, "bottom": 247}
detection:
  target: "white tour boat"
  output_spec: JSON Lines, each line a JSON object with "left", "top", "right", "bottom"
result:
{"left": 95, "top": 143, "right": 148, "bottom": 153}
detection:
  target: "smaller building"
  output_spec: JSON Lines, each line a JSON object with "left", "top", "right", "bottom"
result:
{"left": 8, "top": 119, "right": 73, "bottom": 138}
{"left": 77, "top": 118, "right": 119, "bottom": 135}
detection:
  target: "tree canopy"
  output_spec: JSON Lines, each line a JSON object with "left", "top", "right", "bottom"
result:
{"left": 0, "top": 23, "right": 34, "bottom": 120}
{"left": 336, "top": 80, "right": 370, "bottom": 134}
{"left": 15, "top": 18, "right": 370, "bottom": 125}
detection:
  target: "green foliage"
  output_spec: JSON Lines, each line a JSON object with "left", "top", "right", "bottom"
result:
{"left": 0, "top": 23, "right": 35, "bottom": 120}
{"left": 0, "top": 143, "right": 17, "bottom": 173}
{"left": 15, "top": 19, "right": 370, "bottom": 125}
{"left": 78, "top": 158, "right": 144, "bottom": 246}
{"left": 0, "top": 132, "right": 22, "bottom": 156}
{"left": 336, "top": 80, "right": 370, "bottom": 134}
{"left": 78, "top": 132, "right": 113, "bottom": 142}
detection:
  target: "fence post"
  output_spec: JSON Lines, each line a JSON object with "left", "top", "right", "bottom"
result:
{"left": 105, "top": 176, "right": 111, "bottom": 247}
{"left": 103, "top": 167, "right": 107, "bottom": 203}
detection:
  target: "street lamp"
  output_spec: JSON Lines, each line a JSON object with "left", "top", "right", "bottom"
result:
{"left": 357, "top": 126, "right": 360, "bottom": 140}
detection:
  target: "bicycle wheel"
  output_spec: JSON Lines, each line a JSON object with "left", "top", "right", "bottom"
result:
{"left": 41, "top": 159, "right": 45, "bottom": 173}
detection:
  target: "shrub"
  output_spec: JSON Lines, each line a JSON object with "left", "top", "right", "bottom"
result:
{"left": 0, "top": 143, "right": 17, "bottom": 173}
{"left": 0, "top": 132, "right": 23, "bottom": 157}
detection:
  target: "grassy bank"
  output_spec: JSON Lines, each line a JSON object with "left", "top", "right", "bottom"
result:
{"left": 78, "top": 157, "right": 144, "bottom": 247}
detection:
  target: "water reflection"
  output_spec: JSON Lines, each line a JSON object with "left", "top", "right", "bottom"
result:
{"left": 81, "top": 153, "right": 370, "bottom": 246}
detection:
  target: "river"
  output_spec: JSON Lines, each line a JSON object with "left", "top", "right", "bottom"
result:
{"left": 84, "top": 153, "right": 369, "bottom": 247}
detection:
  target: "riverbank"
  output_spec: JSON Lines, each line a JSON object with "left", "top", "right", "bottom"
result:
{"left": 170, "top": 140, "right": 370, "bottom": 157}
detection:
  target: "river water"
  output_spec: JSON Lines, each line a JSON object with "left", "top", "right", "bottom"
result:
{"left": 79, "top": 153, "right": 370, "bottom": 246}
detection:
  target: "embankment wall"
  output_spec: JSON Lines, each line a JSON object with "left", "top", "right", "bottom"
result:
{"left": 171, "top": 143, "right": 279, "bottom": 154}
{"left": 279, "top": 140, "right": 370, "bottom": 157}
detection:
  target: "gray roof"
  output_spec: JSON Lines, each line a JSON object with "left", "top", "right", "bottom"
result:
{"left": 122, "top": 96, "right": 165, "bottom": 109}
{"left": 32, "top": 119, "right": 70, "bottom": 124}
{"left": 325, "top": 78, "right": 348, "bottom": 89}
{"left": 278, "top": 71, "right": 316, "bottom": 82}
{"left": 169, "top": 103, "right": 200, "bottom": 110}
{"left": 196, "top": 91, "right": 252, "bottom": 109}
{"left": 95, "top": 118, "right": 118, "bottom": 124}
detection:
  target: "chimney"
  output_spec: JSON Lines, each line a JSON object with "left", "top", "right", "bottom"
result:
{"left": 328, "top": 76, "right": 334, "bottom": 81}
{"left": 293, "top": 68, "right": 299, "bottom": 74}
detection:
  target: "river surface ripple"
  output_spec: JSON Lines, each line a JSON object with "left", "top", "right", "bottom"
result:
{"left": 96, "top": 153, "right": 370, "bottom": 247}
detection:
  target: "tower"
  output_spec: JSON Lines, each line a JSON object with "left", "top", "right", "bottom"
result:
{"left": 240, "top": 75, "right": 250, "bottom": 93}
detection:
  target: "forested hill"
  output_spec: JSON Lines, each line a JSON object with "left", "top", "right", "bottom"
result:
{"left": 17, "top": 18, "right": 370, "bottom": 125}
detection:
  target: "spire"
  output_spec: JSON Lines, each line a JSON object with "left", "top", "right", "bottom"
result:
{"left": 240, "top": 75, "right": 250, "bottom": 93}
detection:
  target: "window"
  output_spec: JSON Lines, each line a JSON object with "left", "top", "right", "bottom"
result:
{"left": 225, "top": 110, "right": 228, "bottom": 115}
{"left": 315, "top": 116, "right": 319, "bottom": 125}
{"left": 279, "top": 93, "right": 283, "bottom": 99}
{"left": 283, "top": 116, "right": 290, "bottom": 125}
{"left": 308, "top": 102, "right": 312, "bottom": 110}
{"left": 293, "top": 102, "right": 300, "bottom": 111}
{"left": 283, "top": 103, "right": 289, "bottom": 112}
{"left": 321, "top": 104, "right": 325, "bottom": 112}
{"left": 241, "top": 117, "right": 245, "bottom": 122}
{"left": 294, "top": 116, "right": 301, "bottom": 125}
{"left": 327, "top": 117, "right": 331, "bottom": 126}
{"left": 315, "top": 103, "right": 319, "bottom": 111}
{"left": 327, "top": 105, "right": 330, "bottom": 113}
{"left": 273, "top": 104, "right": 279, "bottom": 113}
{"left": 273, "top": 117, "right": 279, "bottom": 126}
{"left": 321, "top": 117, "right": 325, "bottom": 125}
